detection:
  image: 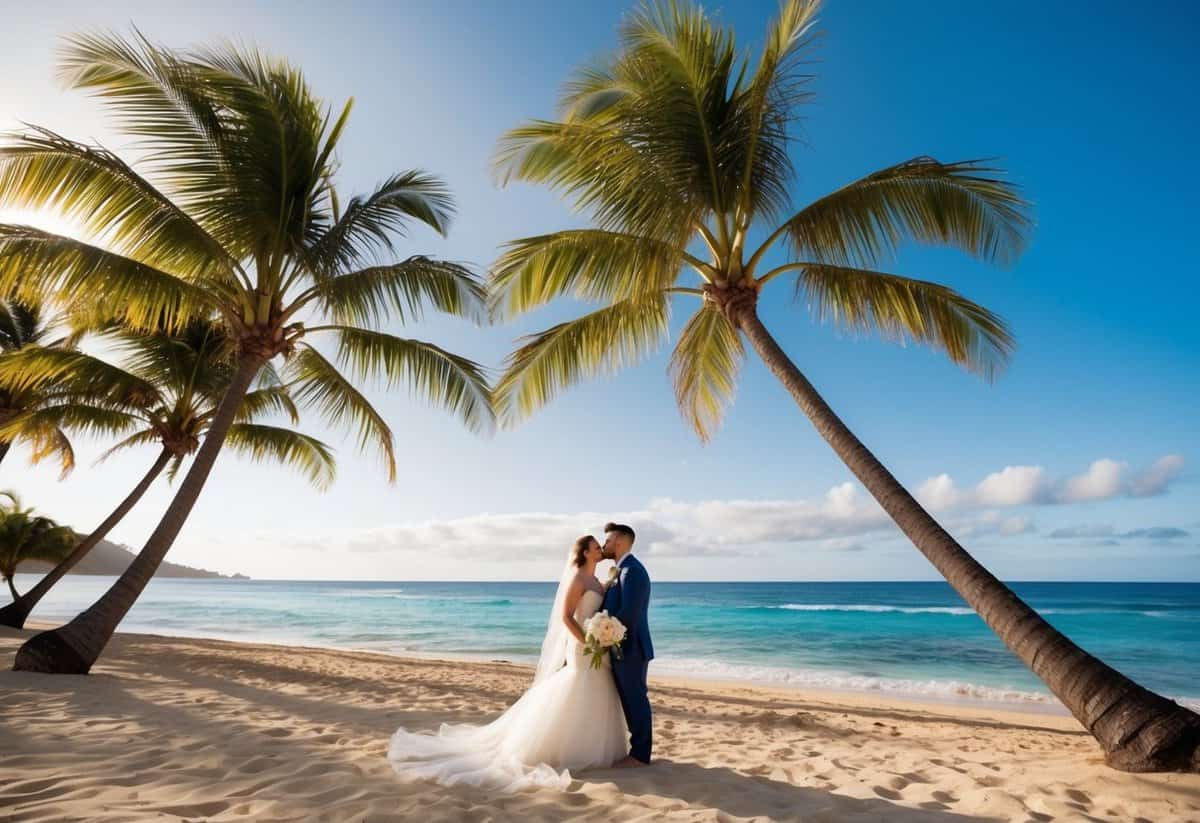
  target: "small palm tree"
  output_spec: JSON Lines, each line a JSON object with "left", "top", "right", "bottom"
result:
{"left": 0, "top": 319, "right": 334, "bottom": 628}
{"left": 491, "top": 0, "right": 1199, "bottom": 771}
{"left": 0, "top": 34, "right": 492, "bottom": 673}
{"left": 0, "top": 299, "right": 74, "bottom": 473}
{"left": 0, "top": 492, "right": 76, "bottom": 601}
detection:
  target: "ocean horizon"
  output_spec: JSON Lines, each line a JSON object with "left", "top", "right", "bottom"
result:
{"left": 14, "top": 574, "right": 1199, "bottom": 712}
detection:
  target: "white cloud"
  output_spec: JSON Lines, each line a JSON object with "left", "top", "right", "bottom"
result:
{"left": 915, "top": 454, "right": 1184, "bottom": 510}
{"left": 1129, "top": 454, "right": 1186, "bottom": 497}
{"left": 976, "top": 465, "right": 1051, "bottom": 506}
{"left": 1061, "top": 459, "right": 1126, "bottom": 502}
{"left": 178, "top": 452, "right": 1187, "bottom": 578}
{"left": 916, "top": 474, "right": 961, "bottom": 509}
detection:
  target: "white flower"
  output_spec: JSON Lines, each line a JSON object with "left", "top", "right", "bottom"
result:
{"left": 584, "top": 611, "right": 626, "bottom": 649}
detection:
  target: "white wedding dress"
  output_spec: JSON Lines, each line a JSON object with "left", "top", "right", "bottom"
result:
{"left": 387, "top": 589, "right": 628, "bottom": 792}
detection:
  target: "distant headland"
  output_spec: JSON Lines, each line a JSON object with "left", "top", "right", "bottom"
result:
{"left": 18, "top": 539, "right": 248, "bottom": 580}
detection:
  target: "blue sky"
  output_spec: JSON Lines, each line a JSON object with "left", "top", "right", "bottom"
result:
{"left": 2, "top": 0, "right": 1196, "bottom": 581}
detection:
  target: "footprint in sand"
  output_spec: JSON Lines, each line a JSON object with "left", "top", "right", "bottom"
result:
{"left": 1065, "top": 788, "right": 1092, "bottom": 806}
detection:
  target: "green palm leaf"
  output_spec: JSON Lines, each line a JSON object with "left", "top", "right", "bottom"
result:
{"left": 494, "top": 294, "right": 669, "bottom": 426}
{"left": 237, "top": 386, "right": 300, "bottom": 425}
{"left": 306, "top": 172, "right": 457, "bottom": 275}
{"left": 0, "top": 224, "right": 217, "bottom": 332}
{"left": 495, "top": 119, "right": 704, "bottom": 245}
{"left": 95, "top": 427, "right": 161, "bottom": 464}
{"left": 0, "top": 346, "right": 163, "bottom": 409}
{"left": 57, "top": 32, "right": 235, "bottom": 230}
{"left": 317, "top": 256, "right": 486, "bottom": 328}
{"left": 774, "top": 157, "right": 1031, "bottom": 269}
{"left": 224, "top": 423, "right": 335, "bottom": 490}
{"left": 287, "top": 345, "right": 397, "bottom": 481}
{"left": 732, "top": 0, "right": 818, "bottom": 221}
{"left": 326, "top": 326, "right": 493, "bottom": 435}
{"left": 0, "top": 403, "right": 141, "bottom": 444}
{"left": 793, "top": 262, "right": 1015, "bottom": 379}
{"left": 0, "top": 127, "right": 229, "bottom": 278}
{"left": 669, "top": 303, "right": 744, "bottom": 442}
{"left": 491, "top": 230, "right": 693, "bottom": 318}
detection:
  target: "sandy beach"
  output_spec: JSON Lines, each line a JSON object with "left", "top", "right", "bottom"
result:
{"left": 1, "top": 625, "right": 1197, "bottom": 822}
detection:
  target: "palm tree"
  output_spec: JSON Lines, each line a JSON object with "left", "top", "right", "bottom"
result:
{"left": 0, "top": 319, "right": 334, "bottom": 629}
{"left": 0, "top": 492, "right": 76, "bottom": 601}
{"left": 490, "top": 0, "right": 1199, "bottom": 772}
{"left": 0, "top": 299, "right": 74, "bottom": 473}
{"left": 0, "top": 34, "right": 492, "bottom": 673}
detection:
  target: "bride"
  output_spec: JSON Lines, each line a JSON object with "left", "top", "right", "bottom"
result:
{"left": 387, "top": 535, "right": 629, "bottom": 791}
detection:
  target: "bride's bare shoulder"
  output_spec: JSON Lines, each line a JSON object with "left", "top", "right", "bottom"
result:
{"left": 569, "top": 569, "right": 602, "bottom": 594}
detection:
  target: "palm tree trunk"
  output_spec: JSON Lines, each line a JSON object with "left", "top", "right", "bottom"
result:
{"left": 5, "top": 575, "right": 18, "bottom": 601}
{"left": 0, "top": 447, "right": 173, "bottom": 630}
{"left": 13, "top": 354, "right": 263, "bottom": 675}
{"left": 732, "top": 300, "right": 1200, "bottom": 773}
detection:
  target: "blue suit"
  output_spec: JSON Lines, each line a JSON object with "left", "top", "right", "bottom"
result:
{"left": 602, "top": 553, "right": 653, "bottom": 763}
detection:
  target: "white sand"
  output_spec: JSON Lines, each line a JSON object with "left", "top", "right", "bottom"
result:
{"left": 1, "top": 625, "right": 1197, "bottom": 821}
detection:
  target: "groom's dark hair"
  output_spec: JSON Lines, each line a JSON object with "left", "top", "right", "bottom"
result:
{"left": 604, "top": 522, "right": 636, "bottom": 542}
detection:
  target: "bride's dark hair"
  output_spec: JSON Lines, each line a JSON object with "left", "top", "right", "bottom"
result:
{"left": 572, "top": 535, "right": 596, "bottom": 567}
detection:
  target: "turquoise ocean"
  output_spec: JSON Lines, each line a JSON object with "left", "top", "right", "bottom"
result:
{"left": 13, "top": 575, "right": 1198, "bottom": 710}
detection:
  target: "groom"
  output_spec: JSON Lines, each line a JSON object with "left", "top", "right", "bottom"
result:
{"left": 600, "top": 522, "right": 654, "bottom": 767}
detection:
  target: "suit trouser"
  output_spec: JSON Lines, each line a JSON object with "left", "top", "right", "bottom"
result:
{"left": 611, "top": 656, "right": 651, "bottom": 763}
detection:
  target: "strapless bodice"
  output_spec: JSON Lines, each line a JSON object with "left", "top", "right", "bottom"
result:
{"left": 573, "top": 588, "right": 604, "bottom": 623}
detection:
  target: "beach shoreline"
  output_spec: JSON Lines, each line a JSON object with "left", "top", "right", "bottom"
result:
{"left": 23, "top": 576, "right": 1196, "bottom": 717}
{"left": 3, "top": 624, "right": 1198, "bottom": 821}
{"left": 19, "top": 616, "right": 1073, "bottom": 718}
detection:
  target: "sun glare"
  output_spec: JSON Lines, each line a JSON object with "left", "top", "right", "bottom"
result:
{"left": 0, "top": 207, "right": 88, "bottom": 241}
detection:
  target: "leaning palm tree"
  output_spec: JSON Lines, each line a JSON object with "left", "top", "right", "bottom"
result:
{"left": 0, "top": 319, "right": 334, "bottom": 629}
{"left": 490, "top": 0, "right": 1199, "bottom": 772}
{"left": 0, "top": 299, "right": 74, "bottom": 473}
{"left": 0, "top": 35, "right": 492, "bottom": 673}
{"left": 0, "top": 493, "right": 76, "bottom": 601}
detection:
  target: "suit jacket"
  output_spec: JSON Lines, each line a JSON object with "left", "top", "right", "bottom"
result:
{"left": 602, "top": 554, "right": 654, "bottom": 660}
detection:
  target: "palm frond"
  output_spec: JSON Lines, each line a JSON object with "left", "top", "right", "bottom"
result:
{"left": 326, "top": 327, "right": 494, "bottom": 435}
{"left": 305, "top": 172, "right": 456, "bottom": 274}
{"left": 29, "top": 426, "right": 75, "bottom": 478}
{"left": 0, "top": 403, "right": 141, "bottom": 445}
{"left": 287, "top": 344, "right": 397, "bottom": 482}
{"left": 731, "top": 0, "right": 818, "bottom": 221}
{"left": 0, "top": 127, "right": 231, "bottom": 278}
{"left": 95, "top": 427, "right": 160, "bottom": 464}
{"left": 57, "top": 31, "right": 237, "bottom": 236}
{"left": 0, "top": 224, "right": 216, "bottom": 331}
{"left": 776, "top": 157, "right": 1031, "bottom": 268}
{"left": 237, "top": 386, "right": 300, "bottom": 425}
{"left": 60, "top": 31, "right": 330, "bottom": 257}
{"left": 0, "top": 346, "right": 163, "bottom": 409}
{"left": 495, "top": 118, "right": 704, "bottom": 245}
{"left": 318, "top": 256, "right": 486, "bottom": 328}
{"left": 0, "top": 506, "right": 76, "bottom": 573}
{"left": 794, "top": 262, "right": 1015, "bottom": 379}
{"left": 0, "top": 299, "right": 51, "bottom": 350}
{"left": 618, "top": 0, "right": 743, "bottom": 225}
{"left": 490, "top": 230, "right": 689, "bottom": 318}
{"left": 114, "top": 319, "right": 235, "bottom": 403}
{"left": 192, "top": 42, "right": 343, "bottom": 255}
{"left": 669, "top": 303, "right": 744, "bottom": 442}
{"left": 493, "top": 294, "right": 669, "bottom": 426}
{"left": 224, "top": 423, "right": 335, "bottom": 490}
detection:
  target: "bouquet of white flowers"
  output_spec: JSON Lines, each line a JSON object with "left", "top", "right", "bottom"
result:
{"left": 582, "top": 610, "right": 627, "bottom": 670}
